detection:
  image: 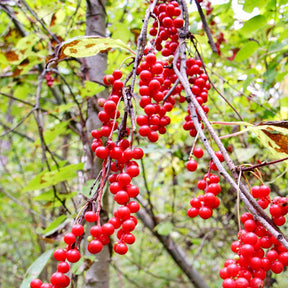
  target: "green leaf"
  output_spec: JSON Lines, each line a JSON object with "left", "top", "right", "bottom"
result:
{"left": 154, "top": 221, "right": 173, "bottom": 236}
{"left": 42, "top": 215, "right": 67, "bottom": 236}
{"left": 20, "top": 249, "right": 54, "bottom": 288}
{"left": 234, "top": 41, "right": 259, "bottom": 62}
{"left": 34, "top": 120, "right": 70, "bottom": 146}
{"left": 79, "top": 81, "right": 105, "bottom": 97}
{"left": 243, "top": 0, "right": 269, "bottom": 13}
{"left": 239, "top": 15, "right": 267, "bottom": 34}
{"left": 23, "top": 163, "right": 84, "bottom": 192}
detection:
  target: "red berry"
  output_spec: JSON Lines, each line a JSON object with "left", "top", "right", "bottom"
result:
{"left": 174, "top": 18, "right": 184, "bottom": 28}
{"left": 139, "top": 70, "right": 152, "bottom": 82}
{"left": 114, "top": 242, "right": 128, "bottom": 255}
{"left": 103, "top": 75, "right": 114, "bottom": 85}
{"left": 114, "top": 191, "right": 130, "bottom": 204}
{"left": 71, "top": 224, "right": 84, "bottom": 236}
{"left": 50, "top": 272, "right": 66, "bottom": 287}
{"left": 186, "top": 159, "right": 197, "bottom": 171}
{"left": 187, "top": 207, "right": 199, "bottom": 218}
{"left": 241, "top": 244, "right": 254, "bottom": 258}
{"left": 198, "top": 206, "right": 212, "bottom": 219}
{"left": 90, "top": 225, "right": 102, "bottom": 238}
{"left": 64, "top": 232, "right": 76, "bottom": 245}
{"left": 95, "top": 146, "right": 109, "bottom": 159}
{"left": 250, "top": 278, "right": 264, "bottom": 288}
{"left": 132, "top": 147, "right": 144, "bottom": 159}
{"left": 112, "top": 69, "right": 122, "bottom": 80}
{"left": 251, "top": 185, "right": 261, "bottom": 198}
{"left": 162, "top": 17, "right": 173, "bottom": 28}
{"left": 279, "top": 251, "right": 288, "bottom": 266}
{"left": 40, "top": 284, "right": 53, "bottom": 288}
{"left": 117, "top": 173, "right": 131, "bottom": 186}
{"left": 53, "top": 248, "right": 66, "bottom": 262}
{"left": 57, "top": 261, "right": 70, "bottom": 273}
{"left": 259, "top": 185, "right": 270, "bottom": 197}
{"left": 88, "top": 240, "right": 103, "bottom": 254}
{"left": 123, "top": 233, "right": 135, "bottom": 245}
{"left": 30, "top": 279, "right": 42, "bottom": 288}
{"left": 126, "top": 184, "right": 139, "bottom": 197}
{"left": 127, "top": 201, "right": 140, "bottom": 213}
{"left": 66, "top": 249, "right": 81, "bottom": 263}
{"left": 116, "top": 206, "right": 131, "bottom": 220}
{"left": 85, "top": 211, "right": 98, "bottom": 223}
{"left": 190, "top": 197, "right": 202, "bottom": 208}
{"left": 101, "top": 223, "right": 115, "bottom": 236}
{"left": 109, "top": 217, "right": 122, "bottom": 229}
{"left": 222, "top": 278, "right": 236, "bottom": 288}
{"left": 193, "top": 147, "right": 204, "bottom": 158}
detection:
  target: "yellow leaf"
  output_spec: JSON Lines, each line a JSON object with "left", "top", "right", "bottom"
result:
{"left": 46, "top": 36, "right": 135, "bottom": 66}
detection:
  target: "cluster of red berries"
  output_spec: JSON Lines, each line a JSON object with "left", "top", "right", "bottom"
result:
{"left": 30, "top": 224, "right": 84, "bottom": 288}
{"left": 187, "top": 150, "right": 224, "bottom": 219}
{"left": 149, "top": 1, "right": 183, "bottom": 56}
{"left": 220, "top": 212, "right": 288, "bottom": 288}
{"left": 136, "top": 53, "right": 178, "bottom": 142}
{"left": 250, "top": 185, "right": 288, "bottom": 226}
{"left": 183, "top": 58, "right": 210, "bottom": 135}
{"left": 45, "top": 72, "right": 54, "bottom": 87}
{"left": 84, "top": 195, "right": 140, "bottom": 256}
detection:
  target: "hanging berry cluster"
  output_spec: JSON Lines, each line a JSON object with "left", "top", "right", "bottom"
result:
{"left": 187, "top": 150, "right": 224, "bottom": 219}
{"left": 220, "top": 184, "right": 288, "bottom": 288}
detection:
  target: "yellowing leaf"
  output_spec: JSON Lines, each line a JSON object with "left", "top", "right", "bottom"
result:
{"left": 250, "top": 121, "right": 288, "bottom": 159}
{"left": 217, "top": 121, "right": 288, "bottom": 160}
{"left": 47, "top": 36, "right": 135, "bottom": 65}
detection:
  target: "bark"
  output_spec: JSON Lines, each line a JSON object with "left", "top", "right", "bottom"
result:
{"left": 84, "top": 0, "right": 110, "bottom": 288}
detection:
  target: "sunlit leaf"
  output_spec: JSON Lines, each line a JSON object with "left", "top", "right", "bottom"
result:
{"left": 234, "top": 41, "right": 259, "bottom": 62}
{"left": 23, "top": 163, "right": 84, "bottom": 192}
{"left": 239, "top": 15, "right": 267, "bottom": 34}
{"left": 242, "top": 0, "right": 269, "bottom": 13}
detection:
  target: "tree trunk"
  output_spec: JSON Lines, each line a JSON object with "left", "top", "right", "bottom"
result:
{"left": 83, "top": 0, "right": 110, "bottom": 287}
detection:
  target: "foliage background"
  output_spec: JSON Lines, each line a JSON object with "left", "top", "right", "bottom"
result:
{"left": 0, "top": 0, "right": 288, "bottom": 287}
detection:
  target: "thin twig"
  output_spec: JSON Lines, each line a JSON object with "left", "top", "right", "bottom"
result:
{"left": 193, "top": 0, "right": 217, "bottom": 53}
{"left": 238, "top": 157, "right": 288, "bottom": 172}
{"left": 190, "top": 39, "right": 244, "bottom": 121}
{"left": 0, "top": 109, "right": 34, "bottom": 137}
